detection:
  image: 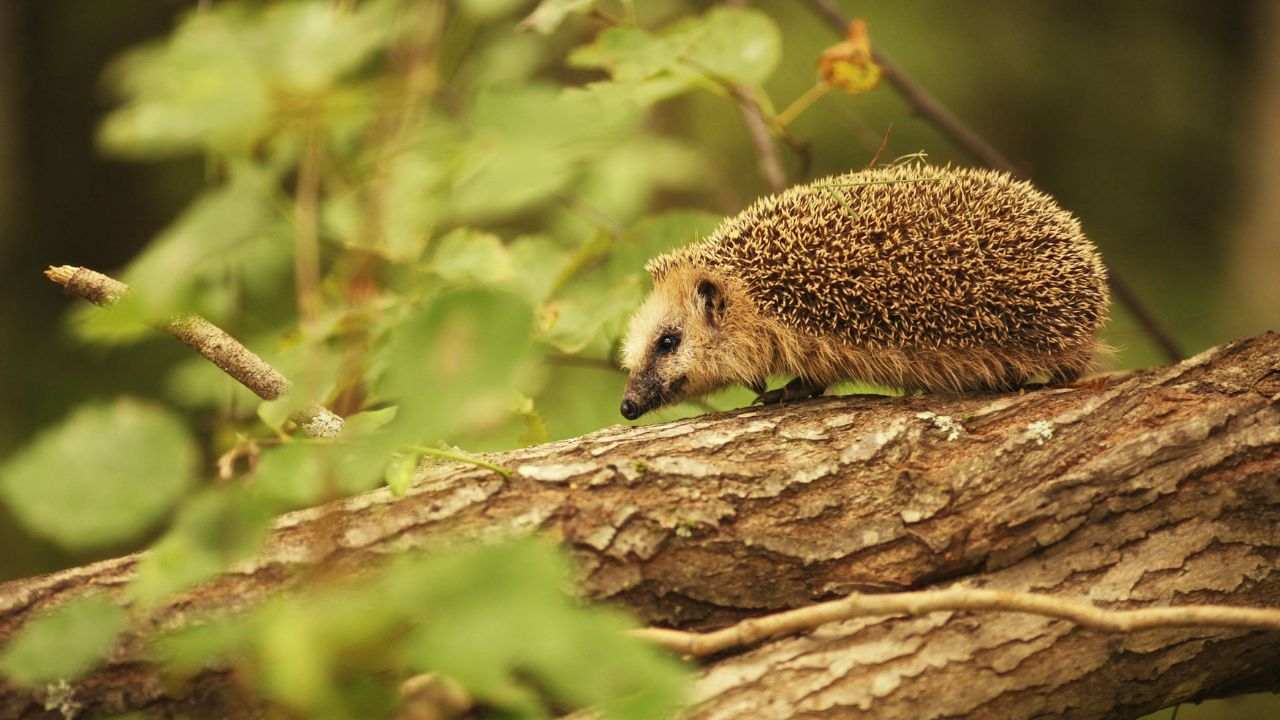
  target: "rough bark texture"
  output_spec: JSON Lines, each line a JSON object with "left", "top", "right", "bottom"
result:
{"left": 2, "top": 333, "right": 1279, "bottom": 719}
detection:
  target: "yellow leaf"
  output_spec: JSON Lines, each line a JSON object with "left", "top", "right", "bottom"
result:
{"left": 818, "top": 19, "right": 882, "bottom": 95}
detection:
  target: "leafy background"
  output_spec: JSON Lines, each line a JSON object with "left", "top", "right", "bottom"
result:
{"left": 0, "top": 1, "right": 1276, "bottom": 718}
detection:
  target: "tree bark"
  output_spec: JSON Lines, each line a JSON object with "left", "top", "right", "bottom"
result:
{"left": 2, "top": 332, "right": 1279, "bottom": 719}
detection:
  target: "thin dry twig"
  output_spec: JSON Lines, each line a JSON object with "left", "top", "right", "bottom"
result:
{"left": 801, "top": 0, "right": 1185, "bottom": 363}
{"left": 630, "top": 586, "right": 1280, "bottom": 658}
{"left": 45, "top": 264, "right": 343, "bottom": 438}
{"left": 728, "top": 81, "right": 814, "bottom": 182}
{"left": 732, "top": 84, "right": 787, "bottom": 193}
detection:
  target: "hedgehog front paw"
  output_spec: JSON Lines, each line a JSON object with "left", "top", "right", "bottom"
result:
{"left": 753, "top": 378, "right": 826, "bottom": 406}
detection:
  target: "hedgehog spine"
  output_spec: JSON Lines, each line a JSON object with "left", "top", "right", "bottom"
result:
{"left": 618, "top": 164, "right": 1110, "bottom": 420}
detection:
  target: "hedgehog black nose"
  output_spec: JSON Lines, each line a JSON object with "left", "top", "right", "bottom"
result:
{"left": 620, "top": 399, "right": 640, "bottom": 420}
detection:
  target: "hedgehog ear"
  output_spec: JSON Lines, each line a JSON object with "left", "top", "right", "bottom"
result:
{"left": 696, "top": 278, "right": 726, "bottom": 327}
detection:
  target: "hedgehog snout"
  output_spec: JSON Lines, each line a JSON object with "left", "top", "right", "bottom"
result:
{"left": 620, "top": 377, "right": 657, "bottom": 420}
{"left": 621, "top": 371, "right": 686, "bottom": 420}
{"left": 620, "top": 398, "right": 641, "bottom": 420}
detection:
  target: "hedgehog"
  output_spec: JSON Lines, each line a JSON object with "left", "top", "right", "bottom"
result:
{"left": 618, "top": 164, "right": 1110, "bottom": 420}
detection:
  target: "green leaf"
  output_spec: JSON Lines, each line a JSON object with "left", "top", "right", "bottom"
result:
{"left": 0, "top": 597, "right": 127, "bottom": 685}
{"left": 539, "top": 211, "right": 720, "bottom": 356}
{"left": 507, "top": 235, "right": 571, "bottom": 304}
{"left": 147, "top": 540, "right": 689, "bottom": 718}
{"left": 515, "top": 395, "right": 550, "bottom": 446}
{"left": 578, "top": 140, "right": 709, "bottom": 226}
{"left": 451, "top": 140, "right": 575, "bottom": 223}
{"left": 533, "top": 363, "right": 625, "bottom": 440}
{"left": 256, "top": 582, "right": 406, "bottom": 712}
{"left": 382, "top": 289, "right": 536, "bottom": 445}
{"left": 254, "top": 335, "right": 344, "bottom": 432}
{"left": 258, "top": 610, "right": 330, "bottom": 709}
{"left": 340, "top": 406, "right": 399, "bottom": 438}
{"left": 669, "top": 7, "right": 781, "bottom": 86}
{"left": 252, "top": 441, "right": 332, "bottom": 508}
{"left": 383, "top": 453, "right": 418, "bottom": 496}
{"left": 568, "top": 26, "right": 681, "bottom": 82}
{"left": 152, "top": 614, "right": 255, "bottom": 673}
{"left": 450, "top": 85, "right": 640, "bottom": 223}
{"left": 398, "top": 541, "right": 689, "bottom": 720}
{"left": 70, "top": 163, "right": 288, "bottom": 343}
{"left": 99, "top": 0, "right": 398, "bottom": 157}
{"left": 256, "top": 0, "right": 395, "bottom": 93}
{"left": 99, "top": 7, "right": 271, "bottom": 157}
{"left": 577, "top": 74, "right": 697, "bottom": 109}
{"left": 542, "top": 273, "right": 644, "bottom": 354}
{"left": 64, "top": 290, "right": 153, "bottom": 345}
{"left": 129, "top": 487, "right": 277, "bottom": 606}
{"left": 608, "top": 210, "right": 722, "bottom": 278}
{"left": 349, "top": 119, "right": 456, "bottom": 262}
{"left": 430, "top": 228, "right": 513, "bottom": 287}
{"left": 463, "top": 31, "right": 550, "bottom": 88}
{"left": 569, "top": 7, "right": 781, "bottom": 93}
{"left": 520, "top": 0, "right": 596, "bottom": 34}
{"left": 167, "top": 353, "right": 263, "bottom": 409}
{"left": 0, "top": 400, "right": 196, "bottom": 550}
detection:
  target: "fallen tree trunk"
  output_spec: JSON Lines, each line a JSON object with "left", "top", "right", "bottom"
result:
{"left": 2, "top": 332, "right": 1278, "bottom": 719}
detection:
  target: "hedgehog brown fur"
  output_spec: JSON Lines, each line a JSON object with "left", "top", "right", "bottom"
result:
{"left": 618, "top": 164, "right": 1110, "bottom": 419}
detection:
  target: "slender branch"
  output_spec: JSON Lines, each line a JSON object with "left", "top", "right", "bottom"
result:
{"left": 678, "top": 37, "right": 809, "bottom": 187}
{"left": 45, "top": 265, "right": 343, "bottom": 438}
{"left": 802, "top": 0, "right": 1185, "bottom": 363}
{"left": 775, "top": 82, "right": 830, "bottom": 128}
{"left": 598, "top": 2, "right": 811, "bottom": 187}
{"left": 1107, "top": 276, "right": 1186, "bottom": 364}
{"left": 410, "top": 446, "right": 513, "bottom": 478}
{"left": 170, "top": 316, "right": 287, "bottom": 400}
{"left": 732, "top": 84, "right": 787, "bottom": 192}
{"left": 879, "top": 53, "right": 1013, "bottom": 172}
{"left": 631, "top": 586, "right": 1280, "bottom": 658}
{"left": 292, "top": 135, "right": 322, "bottom": 322}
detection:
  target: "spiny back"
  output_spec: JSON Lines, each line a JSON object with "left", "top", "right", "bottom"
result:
{"left": 647, "top": 164, "right": 1109, "bottom": 353}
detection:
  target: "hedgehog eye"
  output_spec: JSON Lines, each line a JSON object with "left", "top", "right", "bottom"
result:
{"left": 656, "top": 332, "right": 681, "bottom": 355}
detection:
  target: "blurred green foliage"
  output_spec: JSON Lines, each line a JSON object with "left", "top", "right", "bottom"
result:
{"left": 0, "top": 596, "right": 126, "bottom": 685}
{"left": 3, "top": 0, "right": 766, "bottom": 714}
{"left": 148, "top": 540, "right": 688, "bottom": 719}
{"left": 0, "top": 0, "right": 1272, "bottom": 718}
{"left": 0, "top": 399, "right": 196, "bottom": 549}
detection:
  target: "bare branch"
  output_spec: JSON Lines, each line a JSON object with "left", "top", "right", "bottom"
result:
{"left": 292, "top": 136, "right": 323, "bottom": 322}
{"left": 732, "top": 84, "right": 787, "bottom": 193}
{"left": 632, "top": 586, "right": 1280, "bottom": 658}
{"left": 45, "top": 264, "right": 342, "bottom": 438}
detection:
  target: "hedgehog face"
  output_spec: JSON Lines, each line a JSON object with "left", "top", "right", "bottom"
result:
{"left": 619, "top": 272, "right": 731, "bottom": 420}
